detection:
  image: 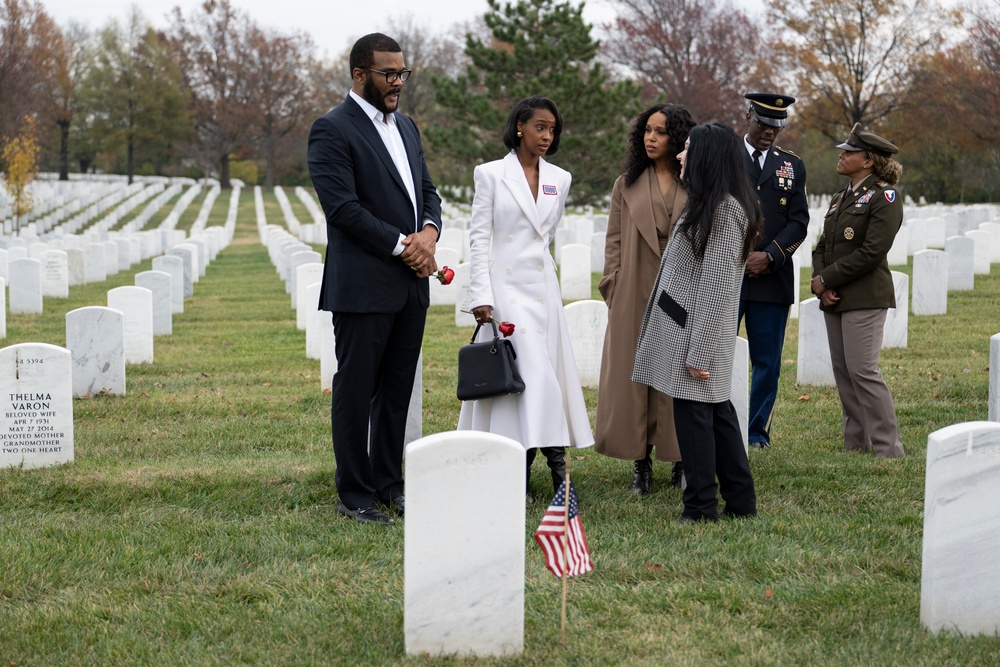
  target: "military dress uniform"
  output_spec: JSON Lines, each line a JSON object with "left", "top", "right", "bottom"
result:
{"left": 812, "top": 124, "right": 905, "bottom": 458}
{"left": 740, "top": 93, "right": 809, "bottom": 447}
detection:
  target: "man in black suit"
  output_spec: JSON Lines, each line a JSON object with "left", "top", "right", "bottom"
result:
{"left": 739, "top": 93, "right": 808, "bottom": 449}
{"left": 308, "top": 33, "right": 441, "bottom": 525}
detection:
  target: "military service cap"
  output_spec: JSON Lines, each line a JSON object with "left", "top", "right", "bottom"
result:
{"left": 744, "top": 92, "right": 796, "bottom": 128}
{"left": 836, "top": 123, "right": 899, "bottom": 157}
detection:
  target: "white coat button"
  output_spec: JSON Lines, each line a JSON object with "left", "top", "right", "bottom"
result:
{"left": 537, "top": 328, "right": 545, "bottom": 335}
{"left": 506, "top": 267, "right": 513, "bottom": 274}
{"left": 506, "top": 235, "right": 513, "bottom": 242}
{"left": 510, "top": 297, "right": 517, "bottom": 303}
{"left": 536, "top": 265, "right": 544, "bottom": 272}
{"left": 538, "top": 297, "right": 545, "bottom": 304}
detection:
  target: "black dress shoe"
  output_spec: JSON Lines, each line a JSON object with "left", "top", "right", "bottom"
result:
{"left": 337, "top": 501, "right": 394, "bottom": 525}
{"left": 671, "top": 461, "right": 684, "bottom": 489}
{"left": 378, "top": 495, "right": 405, "bottom": 517}
{"left": 749, "top": 441, "right": 770, "bottom": 449}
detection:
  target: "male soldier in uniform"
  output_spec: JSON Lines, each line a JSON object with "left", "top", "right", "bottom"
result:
{"left": 739, "top": 93, "right": 809, "bottom": 448}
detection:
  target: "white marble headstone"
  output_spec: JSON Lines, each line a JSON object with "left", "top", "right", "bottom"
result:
{"left": 294, "top": 262, "right": 324, "bottom": 327}
{"left": 964, "top": 230, "right": 992, "bottom": 275}
{"left": 103, "top": 241, "right": 120, "bottom": 275}
{"left": 563, "top": 300, "right": 607, "bottom": 387}
{"left": 0, "top": 277, "right": 5, "bottom": 338}
{"left": 152, "top": 254, "right": 185, "bottom": 314}
{"left": 8, "top": 258, "right": 43, "bottom": 314}
{"left": 66, "top": 307, "right": 126, "bottom": 397}
{"left": 559, "top": 243, "right": 591, "bottom": 302}
{"left": 732, "top": 336, "right": 749, "bottom": 452}
{"left": 66, "top": 248, "right": 85, "bottom": 286}
{"left": 167, "top": 245, "right": 196, "bottom": 297}
{"left": 881, "top": 271, "right": 908, "bottom": 348}
{"left": 429, "top": 248, "right": 461, "bottom": 307}
{"left": 590, "top": 232, "right": 606, "bottom": 275}
{"left": 288, "top": 250, "right": 322, "bottom": 302}
{"left": 108, "top": 286, "right": 154, "bottom": 365}
{"left": 404, "top": 431, "right": 525, "bottom": 657}
{"left": 789, "top": 255, "right": 802, "bottom": 319}
{"left": 405, "top": 351, "right": 423, "bottom": 445}
{"left": 0, "top": 248, "right": 7, "bottom": 284}
{"left": 912, "top": 250, "right": 948, "bottom": 316}
{"left": 0, "top": 343, "right": 74, "bottom": 469}
{"left": 82, "top": 243, "right": 107, "bottom": 284}
{"left": 320, "top": 310, "right": 336, "bottom": 392}
{"left": 796, "top": 298, "right": 834, "bottom": 386}
{"left": 886, "top": 225, "right": 910, "bottom": 266}
{"left": 921, "top": 421, "right": 1000, "bottom": 635}
{"left": 907, "top": 221, "right": 928, "bottom": 256}
{"left": 979, "top": 222, "right": 1000, "bottom": 263}
{"left": 990, "top": 333, "right": 1000, "bottom": 423}
{"left": 41, "top": 250, "right": 69, "bottom": 299}
{"left": 453, "top": 263, "right": 476, "bottom": 328}
{"left": 135, "top": 270, "right": 173, "bottom": 336}
{"left": 945, "top": 236, "right": 974, "bottom": 291}
{"left": 305, "top": 282, "right": 322, "bottom": 361}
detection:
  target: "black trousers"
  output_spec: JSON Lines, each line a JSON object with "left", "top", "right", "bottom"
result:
{"left": 330, "top": 281, "right": 425, "bottom": 509}
{"left": 672, "top": 398, "right": 757, "bottom": 521}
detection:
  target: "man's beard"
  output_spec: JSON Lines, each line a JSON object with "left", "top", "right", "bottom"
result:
{"left": 363, "top": 75, "right": 399, "bottom": 115}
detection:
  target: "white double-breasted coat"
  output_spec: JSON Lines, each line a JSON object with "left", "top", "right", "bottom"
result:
{"left": 457, "top": 151, "right": 594, "bottom": 450}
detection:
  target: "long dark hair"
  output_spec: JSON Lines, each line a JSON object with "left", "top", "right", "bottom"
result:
{"left": 622, "top": 104, "right": 695, "bottom": 188}
{"left": 503, "top": 96, "right": 563, "bottom": 156}
{"left": 677, "top": 123, "right": 762, "bottom": 260}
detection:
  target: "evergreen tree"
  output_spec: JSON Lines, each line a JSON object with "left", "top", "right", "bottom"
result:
{"left": 430, "top": 0, "right": 642, "bottom": 205}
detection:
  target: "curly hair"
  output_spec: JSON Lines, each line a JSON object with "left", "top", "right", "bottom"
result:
{"left": 868, "top": 152, "right": 903, "bottom": 185}
{"left": 622, "top": 104, "right": 696, "bottom": 188}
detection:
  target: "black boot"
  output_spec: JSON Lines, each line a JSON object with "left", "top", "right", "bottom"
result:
{"left": 541, "top": 447, "right": 566, "bottom": 492}
{"left": 632, "top": 445, "right": 653, "bottom": 495}
{"left": 525, "top": 448, "right": 537, "bottom": 503}
{"left": 671, "top": 460, "right": 685, "bottom": 489}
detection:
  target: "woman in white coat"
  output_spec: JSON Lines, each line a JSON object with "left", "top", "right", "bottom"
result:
{"left": 458, "top": 96, "right": 594, "bottom": 499}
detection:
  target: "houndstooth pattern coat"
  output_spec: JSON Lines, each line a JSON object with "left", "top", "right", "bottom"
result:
{"left": 632, "top": 195, "right": 748, "bottom": 403}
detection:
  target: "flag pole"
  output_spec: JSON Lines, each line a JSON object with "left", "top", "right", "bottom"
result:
{"left": 560, "top": 454, "right": 571, "bottom": 644}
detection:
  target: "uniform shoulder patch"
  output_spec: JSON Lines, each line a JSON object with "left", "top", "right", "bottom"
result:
{"left": 774, "top": 145, "right": 801, "bottom": 159}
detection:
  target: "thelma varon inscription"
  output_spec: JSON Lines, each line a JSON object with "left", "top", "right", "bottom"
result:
{"left": 2, "top": 393, "right": 63, "bottom": 454}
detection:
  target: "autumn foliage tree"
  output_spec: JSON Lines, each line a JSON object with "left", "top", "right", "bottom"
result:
{"left": 1, "top": 115, "right": 41, "bottom": 235}
{"left": 601, "top": 0, "right": 765, "bottom": 124}
{"left": 772, "top": 0, "right": 959, "bottom": 140}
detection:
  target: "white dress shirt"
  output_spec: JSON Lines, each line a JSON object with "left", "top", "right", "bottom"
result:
{"left": 744, "top": 136, "right": 765, "bottom": 170}
{"left": 349, "top": 89, "right": 437, "bottom": 255}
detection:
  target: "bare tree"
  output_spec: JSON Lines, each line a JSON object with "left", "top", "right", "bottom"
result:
{"left": 169, "top": 0, "right": 255, "bottom": 188}
{"left": 244, "top": 25, "right": 317, "bottom": 188}
{"left": 773, "top": 0, "right": 960, "bottom": 138}
{"left": 602, "top": 0, "right": 764, "bottom": 124}
{"left": 0, "top": 0, "right": 45, "bottom": 141}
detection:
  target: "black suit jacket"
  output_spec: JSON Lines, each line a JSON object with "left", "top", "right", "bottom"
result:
{"left": 308, "top": 94, "right": 442, "bottom": 313}
{"left": 741, "top": 144, "right": 808, "bottom": 305}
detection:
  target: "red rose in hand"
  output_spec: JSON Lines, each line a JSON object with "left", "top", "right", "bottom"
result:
{"left": 498, "top": 321, "right": 515, "bottom": 337}
{"left": 436, "top": 266, "right": 455, "bottom": 285}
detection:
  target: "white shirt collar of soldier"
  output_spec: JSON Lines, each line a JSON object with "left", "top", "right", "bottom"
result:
{"left": 744, "top": 136, "right": 764, "bottom": 168}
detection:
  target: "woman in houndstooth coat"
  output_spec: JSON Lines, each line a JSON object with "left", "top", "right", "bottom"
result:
{"left": 632, "top": 123, "right": 763, "bottom": 523}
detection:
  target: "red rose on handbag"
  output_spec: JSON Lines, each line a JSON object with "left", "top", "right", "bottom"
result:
{"left": 435, "top": 266, "right": 455, "bottom": 285}
{"left": 498, "top": 321, "right": 515, "bottom": 337}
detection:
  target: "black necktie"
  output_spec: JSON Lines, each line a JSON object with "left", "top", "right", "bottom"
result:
{"left": 751, "top": 149, "right": 762, "bottom": 180}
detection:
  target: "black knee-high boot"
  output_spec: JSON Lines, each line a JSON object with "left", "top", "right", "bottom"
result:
{"left": 632, "top": 444, "right": 653, "bottom": 495}
{"left": 541, "top": 446, "right": 566, "bottom": 492}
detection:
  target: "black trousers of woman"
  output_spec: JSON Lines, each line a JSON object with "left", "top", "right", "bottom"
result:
{"left": 672, "top": 398, "right": 756, "bottom": 521}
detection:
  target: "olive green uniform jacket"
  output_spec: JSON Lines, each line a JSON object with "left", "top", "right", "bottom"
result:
{"left": 812, "top": 174, "right": 903, "bottom": 312}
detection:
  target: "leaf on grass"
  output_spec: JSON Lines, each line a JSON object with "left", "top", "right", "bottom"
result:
{"left": 263, "top": 381, "right": 271, "bottom": 387}
{"left": 573, "top": 455, "right": 585, "bottom": 460}
{"left": 798, "top": 393, "right": 811, "bottom": 401}
{"left": 764, "top": 588, "right": 774, "bottom": 599}
{"left": 783, "top": 359, "right": 794, "bottom": 364}
{"left": 644, "top": 562, "right": 662, "bottom": 570}
{"left": 962, "top": 368, "right": 971, "bottom": 373}
{"left": 323, "top": 388, "right": 332, "bottom": 395}
{"left": 193, "top": 553, "right": 202, "bottom": 560}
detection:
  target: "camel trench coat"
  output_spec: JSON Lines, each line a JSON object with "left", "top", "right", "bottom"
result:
{"left": 595, "top": 168, "right": 683, "bottom": 462}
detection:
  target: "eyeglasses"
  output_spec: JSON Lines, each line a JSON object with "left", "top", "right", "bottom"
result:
{"left": 362, "top": 68, "right": 412, "bottom": 84}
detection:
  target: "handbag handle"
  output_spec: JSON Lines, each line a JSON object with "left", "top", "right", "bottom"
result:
{"left": 469, "top": 319, "right": 501, "bottom": 346}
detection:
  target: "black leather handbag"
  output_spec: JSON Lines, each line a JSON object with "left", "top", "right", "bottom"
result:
{"left": 456, "top": 320, "right": 526, "bottom": 401}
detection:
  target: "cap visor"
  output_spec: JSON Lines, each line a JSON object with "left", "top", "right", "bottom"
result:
{"left": 836, "top": 142, "right": 863, "bottom": 151}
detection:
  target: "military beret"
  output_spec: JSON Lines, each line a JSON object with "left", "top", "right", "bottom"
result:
{"left": 836, "top": 122, "right": 899, "bottom": 157}
{"left": 744, "top": 92, "right": 796, "bottom": 128}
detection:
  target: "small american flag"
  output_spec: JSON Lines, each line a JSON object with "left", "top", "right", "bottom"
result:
{"left": 534, "top": 479, "right": 593, "bottom": 578}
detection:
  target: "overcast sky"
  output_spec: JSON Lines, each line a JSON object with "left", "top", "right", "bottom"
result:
{"left": 40, "top": 0, "right": 655, "bottom": 59}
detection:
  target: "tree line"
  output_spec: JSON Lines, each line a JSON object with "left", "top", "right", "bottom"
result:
{"left": 1, "top": 0, "right": 998, "bottom": 204}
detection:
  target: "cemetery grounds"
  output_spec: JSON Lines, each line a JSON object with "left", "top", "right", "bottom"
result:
{"left": 2, "top": 190, "right": 1000, "bottom": 666}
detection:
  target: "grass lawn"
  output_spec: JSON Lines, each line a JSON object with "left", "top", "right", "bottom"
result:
{"left": 2, "top": 190, "right": 1000, "bottom": 665}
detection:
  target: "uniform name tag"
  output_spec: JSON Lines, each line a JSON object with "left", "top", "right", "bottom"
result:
{"left": 542, "top": 185, "right": 557, "bottom": 195}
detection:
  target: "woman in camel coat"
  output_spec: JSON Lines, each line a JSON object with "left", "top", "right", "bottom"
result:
{"left": 595, "top": 104, "right": 695, "bottom": 495}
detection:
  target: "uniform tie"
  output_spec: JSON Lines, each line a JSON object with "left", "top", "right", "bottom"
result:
{"left": 751, "top": 149, "right": 762, "bottom": 180}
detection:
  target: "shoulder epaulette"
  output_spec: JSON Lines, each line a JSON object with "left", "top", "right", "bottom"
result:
{"left": 876, "top": 181, "right": 889, "bottom": 188}
{"left": 774, "top": 145, "right": 801, "bottom": 159}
